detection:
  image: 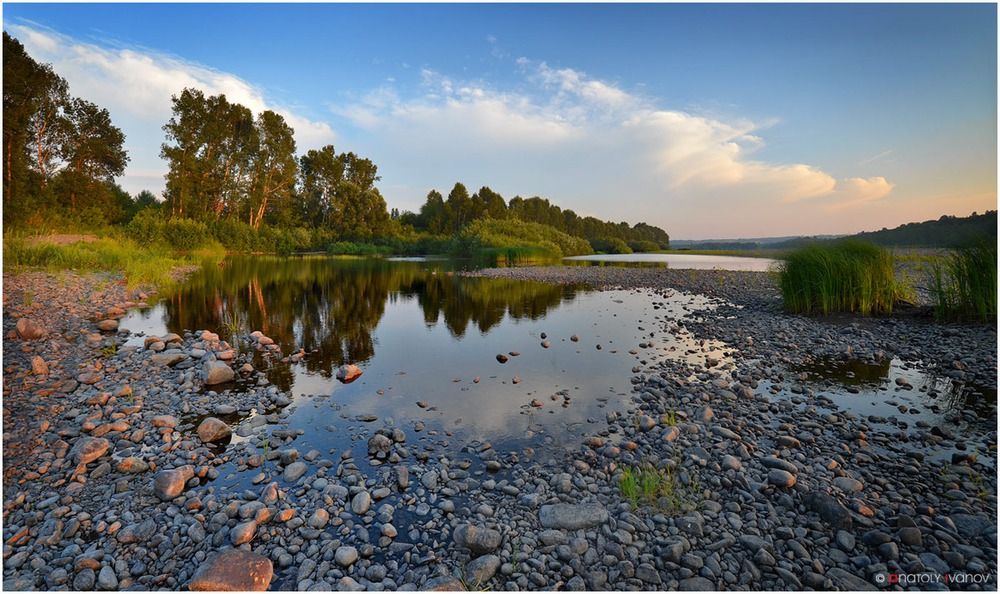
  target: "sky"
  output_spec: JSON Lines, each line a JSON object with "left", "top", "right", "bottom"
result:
{"left": 3, "top": 3, "right": 996, "bottom": 239}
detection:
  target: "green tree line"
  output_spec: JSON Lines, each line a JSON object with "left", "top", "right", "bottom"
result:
{"left": 3, "top": 32, "right": 130, "bottom": 227}
{"left": 3, "top": 32, "right": 669, "bottom": 256}
{"left": 851, "top": 211, "right": 996, "bottom": 248}
{"left": 400, "top": 182, "right": 670, "bottom": 252}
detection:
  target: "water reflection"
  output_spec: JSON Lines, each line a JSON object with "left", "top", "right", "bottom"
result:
{"left": 127, "top": 256, "right": 582, "bottom": 388}
{"left": 119, "top": 256, "right": 726, "bottom": 465}
{"left": 794, "top": 355, "right": 996, "bottom": 418}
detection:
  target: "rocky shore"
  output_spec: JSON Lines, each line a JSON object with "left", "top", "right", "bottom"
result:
{"left": 3, "top": 265, "right": 996, "bottom": 591}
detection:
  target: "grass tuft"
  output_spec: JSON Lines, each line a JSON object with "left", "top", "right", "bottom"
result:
{"left": 930, "top": 241, "right": 997, "bottom": 323}
{"left": 619, "top": 463, "right": 698, "bottom": 514}
{"left": 778, "top": 240, "right": 898, "bottom": 316}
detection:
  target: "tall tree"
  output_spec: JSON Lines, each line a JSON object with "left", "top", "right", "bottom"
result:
{"left": 477, "top": 186, "right": 507, "bottom": 220}
{"left": 298, "top": 145, "right": 344, "bottom": 227}
{"left": 161, "top": 88, "right": 256, "bottom": 220}
{"left": 297, "top": 144, "right": 386, "bottom": 238}
{"left": 57, "top": 97, "right": 128, "bottom": 213}
{"left": 445, "top": 182, "right": 472, "bottom": 232}
{"left": 246, "top": 110, "right": 297, "bottom": 229}
{"left": 3, "top": 32, "right": 68, "bottom": 218}
{"left": 419, "top": 190, "right": 446, "bottom": 234}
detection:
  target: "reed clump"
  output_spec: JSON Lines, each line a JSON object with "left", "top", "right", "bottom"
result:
{"left": 930, "top": 241, "right": 997, "bottom": 323}
{"left": 779, "top": 240, "right": 897, "bottom": 316}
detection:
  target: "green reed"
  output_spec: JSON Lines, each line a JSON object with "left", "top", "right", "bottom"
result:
{"left": 779, "top": 240, "right": 897, "bottom": 316}
{"left": 930, "top": 241, "right": 997, "bottom": 323}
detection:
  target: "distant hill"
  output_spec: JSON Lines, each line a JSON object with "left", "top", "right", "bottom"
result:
{"left": 850, "top": 211, "right": 996, "bottom": 248}
{"left": 671, "top": 235, "right": 842, "bottom": 251}
{"left": 673, "top": 211, "right": 996, "bottom": 250}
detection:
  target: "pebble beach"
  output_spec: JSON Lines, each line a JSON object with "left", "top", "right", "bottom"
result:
{"left": 2, "top": 264, "right": 996, "bottom": 591}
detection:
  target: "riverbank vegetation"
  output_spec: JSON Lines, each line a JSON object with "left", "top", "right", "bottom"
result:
{"left": 2, "top": 233, "right": 193, "bottom": 288}
{"left": 778, "top": 240, "right": 898, "bottom": 316}
{"left": 930, "top": 241, "right": 997, "bottom": 323}
{"left": 779, "top": 239, "right": 997, "bottom": 322}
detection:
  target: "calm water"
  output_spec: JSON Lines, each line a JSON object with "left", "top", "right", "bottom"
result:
{"left": 563, "top": 252, "right": 778, "bottom": 271}
{"left": 121, "top": 256, "right": 725, "bottom": 481}
{"left": 120, "top": 255, "right": 991, "bottom": 482}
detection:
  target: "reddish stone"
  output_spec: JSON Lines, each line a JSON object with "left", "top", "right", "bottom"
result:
{"left": 188, "top": 549, "right": 273, "bottom": 591}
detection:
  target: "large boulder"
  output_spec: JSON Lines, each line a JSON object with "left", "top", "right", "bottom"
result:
{"left": 203, "top": 361, "right": 235, "bottom": 385}
{"left": 153, "top": 465, "right": 195, "bottom": 501}
{"left": 454, "top": 524, "right": 501, "bottom": 556}
{"left": 151, "top": 351, "right": 187, "bottom": 366}
{"left": 197, "top": 417, "right": 231, "bottom": 443}
{"left": 16, "top": 318, "right": 45, "bottom": 340}
{"left": 188, "top": 549, "right": 273, "bottom": 591}
{"left": 96, "top": 319, "right": 119, "bottom": 332}
{"left": 72, "top": 437, "right": 110, "bottom": 465}
{"left": 804, "top": 491, "right": 853, "bottom": 529}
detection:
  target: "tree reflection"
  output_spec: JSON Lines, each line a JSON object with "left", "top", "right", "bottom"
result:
{"left": 160, "top": 256, "right": 584, "bottom": 384}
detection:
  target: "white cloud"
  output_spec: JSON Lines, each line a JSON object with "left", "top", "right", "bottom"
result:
{"left": 824, "top": 176, "right": 896, "bottom": 209}
{"left": 9, "top": 22, "right": 899, "bottom": 236}
{"left": 331, "top": 60, "right": 892, "bottom": 231}
{"left": 8, "top": 23, "right": 336, "bottom": 196}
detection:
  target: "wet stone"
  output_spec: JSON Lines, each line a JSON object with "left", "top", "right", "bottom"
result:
{"left": 283, "top": 461, "right": 308, "bottom": 483}
{"left": 73, "top": 568, "right": 96, "bottom": 591}
{"left": 335, "top": 546, "right": 359, "bottom": 567}
{"left": 352, "top": 491, "right": 371, "bottom": 515}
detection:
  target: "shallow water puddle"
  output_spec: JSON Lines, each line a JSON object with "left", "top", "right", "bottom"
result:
{"left": 783, "top": 355, "right": 996, "bottom": 464}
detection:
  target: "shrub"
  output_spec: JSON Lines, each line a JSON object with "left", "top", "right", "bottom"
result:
{"left": 451, "top": 219, "right": 593, "bottom": 259}
{"left": 590, "top": 237, "right": 633, "bottom": 254}
{"left": 161, "top": 218, "right": 215, "bottom": 251}
{"left": 125, "top": 208, "right": 164, "bottom": 247}
{"left": 628, "top": 240, "right": 661, "bottom": 253}
{"left": 209, "top": 218, "right": 258, "bottom": 252}
{"left": 779, "top": 240, "right": 897, "bottom": 316}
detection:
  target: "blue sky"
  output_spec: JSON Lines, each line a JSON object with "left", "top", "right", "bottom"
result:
{"left": 4, "top": 3, "right": 996, "bottom": 238}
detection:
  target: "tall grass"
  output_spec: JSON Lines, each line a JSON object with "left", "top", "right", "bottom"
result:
{"left": 3, "top": 234, "right": 190, "bottom": 289}
{"left": 474, "top": 246, "right": 555, "bottom": 266}
{"left": 930, "top": 242, "right": 997, "bottom": 323}
{"left": 779, "top": 240, "right": 897, "bottom": 316}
